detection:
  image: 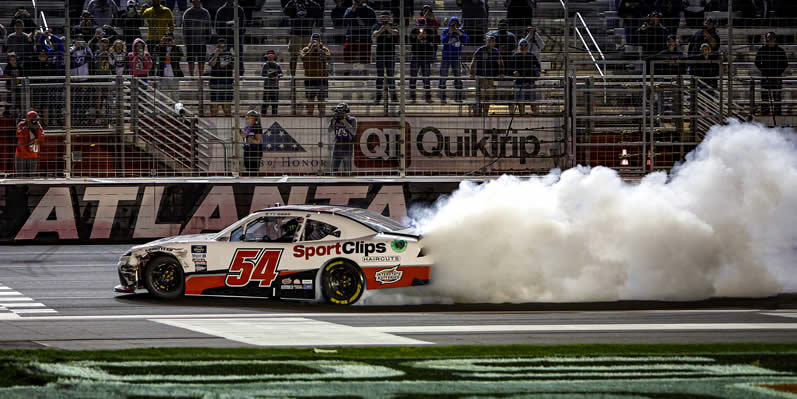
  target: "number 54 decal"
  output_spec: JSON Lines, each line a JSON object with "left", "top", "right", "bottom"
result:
{"left": 225, "top": 248, "right": 283, "bottom": 288}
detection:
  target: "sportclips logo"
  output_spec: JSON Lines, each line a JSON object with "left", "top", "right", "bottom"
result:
{"left": 417, "top": 127, "right": 541, "bottom": 164}
{"left": 354, "top": 122, "right": 411, "bottom": 168}
{"left": 293, "top": 241, "right": 387, "bottom": 260}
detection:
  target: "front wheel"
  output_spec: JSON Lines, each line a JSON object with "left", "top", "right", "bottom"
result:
{"left": 321, "top": 260, "right": 365, "bottom": 305}
{"left": 144, "top": 256, "right": 185, "bottom": 299}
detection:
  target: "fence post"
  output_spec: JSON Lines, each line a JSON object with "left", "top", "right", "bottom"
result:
{"left": 291, "top": 77, "right": 297, "bottom": 115}
{"left": 749, "top": 78, "right": 756, "bottom": 118}
{"left": 115, "top": 75, "right": 124, "bottom": 176}
{"left": 197, "top": 77, "right": 204, "bottom": 115}
{"left": 689, "top": 76, "right": 697, "bottom": 138}
{"left": 131, "top": 77, "right": 139, "bottom": 140}
{"left": 727, "top": 0, "right": 734, "bottom": 118}
{"left": 190, "top": 116, "right": 198, "bottom": 172}
{"left": 64, "top": 3, "right": 72, "bottom": 179}
{"left": 398, "top": 2, "right": 407, "bottom": 177}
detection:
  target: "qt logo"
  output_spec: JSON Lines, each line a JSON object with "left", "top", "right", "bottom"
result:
{"left": 391, "top": 240, "right": 408, "bottom": 253}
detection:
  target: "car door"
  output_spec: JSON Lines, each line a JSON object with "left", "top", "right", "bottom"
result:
{"left": 205, "top": 215, "right": 305, "bottom": 297}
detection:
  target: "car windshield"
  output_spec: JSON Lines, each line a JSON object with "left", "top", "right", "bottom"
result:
{"left": 339, "top": 208, "right": 407, "bottom": 233}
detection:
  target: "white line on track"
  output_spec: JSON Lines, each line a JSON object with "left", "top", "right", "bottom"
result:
{"left": 0, "top": 313, "right": 435, "bottom": 321}
{"left": 363, "top": 323, "right": 797, "bottom": 333}
{"left": 0, "top": 303, "right": 46, "bottom": 308}
{"left": 0, "top": 264, "right": 111, "bottom": 268}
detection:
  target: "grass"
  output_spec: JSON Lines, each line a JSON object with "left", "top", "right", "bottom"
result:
{"left": 2, "top": 344, "right": 797, "bottom": 398}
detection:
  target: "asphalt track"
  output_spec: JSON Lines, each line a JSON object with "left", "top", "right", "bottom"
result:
{"left": 0, "top": 245, "right": 796, "bottom": 350}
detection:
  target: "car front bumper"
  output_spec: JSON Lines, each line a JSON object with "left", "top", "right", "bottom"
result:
{"left": 115, "top": 257, "right": 141, "bottom": 293}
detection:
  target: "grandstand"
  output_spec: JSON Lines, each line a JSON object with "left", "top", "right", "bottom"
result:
{"left": 0, "top": 0, "right": 794, "bottom": 179}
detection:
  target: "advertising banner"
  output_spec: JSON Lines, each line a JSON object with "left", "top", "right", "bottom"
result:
{"left": 0, "top": 182, "right": 464, "bottom": 243}
{"left": 205, "top": 116, "right": 564, "bottom": 174}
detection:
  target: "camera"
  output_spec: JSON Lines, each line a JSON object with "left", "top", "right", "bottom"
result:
{"left": 173, "top": 102, "right": 186, "bottom": 117}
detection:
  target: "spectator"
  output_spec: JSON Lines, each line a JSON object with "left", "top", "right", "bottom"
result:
{"left": 6, "top": 20, "right": 33, "bottom": 65}
{"left": 300, "top": 33, "right": 331, "bottom": 116}
{"left": 755, "top": 32, "right": 788, "bottom": 116}
{"left": 653, "top": 35, "right": 685, "bottom": 75}
{"left": 332, "top": 0, "right": 350, "bottom": 28}
{"left": 15, "top": 111, "right": 44, "bottom": 177}
{"left": 91, "top": 38, "right": 113, "bottom": 126}
{"left": 163, "top": 0, "right": 188, "bottom": 14}
{"left": 74, "top": 10, "right": 99, "bottom": 39}
{"left": 420, "top": 5, "right": 441, "bottom": 38}
{"left": 102, "top": 24, "right": 121, "bottom": 45}
{"left": 261, "top": 49, "right": 283, "bottom": 115}
{"left": 182, "top": 0, "right": 212, "bottom": 77}
{"left": 110, "top": 39, "right": 128, "bottom": 75}
{"left": 343, "top": 0, "right": 377, "bottom": 100}
{"left": 117, "top": 1, "right": 144, "bottom": 51}
{"left": 284, "top": 0, "right": 323, "bottom": 76}
{"left": 683, "top": 0, "right": 706, "bottom": 28}
{"left": 207, "top": 37, "right": 234, "bottom": 116}
{"left": 215, "top": 0, "right": 246, "bottom": 73}
{"left": 456, "top": 0, "right": 489, "bottom": 45}
{"left": 141, "top": 0, "right": 175, "bottom": 46}
{"left": 523, "top": 26, "right": 545, "bottom": 61}
{"left": 153, "top": 33, "right": 184, "bottom": 99}
{"left": 470, "top": 34, "right": 504, "bottom": 114}
{"left": 27, "top": 48, "right": 58, "bottom": 126}
{"left": 127, "top": 37, "right": 153, "bottom": 78}
{"left": 687, "top": 16, "right": 720, "bottom": 56}
{"left": 2, "top": 53, "right": 24, "bottom": 116}
{"left": 70, "top": 36, "right": 94, "bottom": 126}
{"left": 688, "top": 43, "right": 720, "bottom": 89}
{"left": 654, "top": 0, "right": 682, "bottom": 36}
{"left": 9, "top": 8, "right": 36, "bottom": 35}
{"left": 37, "top": 30, "right": 65, "bottom": 75}
{"left": 88, "top": 27, "right": 108, "bottom": 54}
{"left": 372, "top": 11, "right": 399, "bottom": 103}
{"left": 638, "top": 12, "right": 669, "bottom": 59}
{"left": 391, "top": 0, "right": 414, "bottom": 26}
{"left": 505, "top": 0, "right": 535, "bottom": 35}
{"left": 510, "top": 39, "right": 541, "bottom": 115}
{"left": 617, "top": 0, "right": 650, "bottom": 46}
{"left": 328, "top": 102, "right": 356, "bottom": 174}
{"left": 440, "top": 16, "right": 469, "bottom": 103}
{"left": 88, "top": 0, "right": 120, "bottom": 27}
{"left": 494, "top": 19, "right": 518, "bottom": 62}
{"left": 409, "top": 17, "right": 436, "bottom": 104}
{"left": 241, "top": 110, "right": 262, "bottom": 176}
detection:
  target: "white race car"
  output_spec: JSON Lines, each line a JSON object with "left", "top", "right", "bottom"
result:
{"left": 114, "top": 205, "right": 431, "bottom": 305}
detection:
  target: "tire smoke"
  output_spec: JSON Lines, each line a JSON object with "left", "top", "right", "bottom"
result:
{"left": 406, "top": 122, "right": 797, "bottom": 303}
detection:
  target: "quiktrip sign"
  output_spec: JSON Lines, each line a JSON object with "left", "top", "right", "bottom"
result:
{"left": 0, "top": 182, "right": 461, "bottom": 243}
{"left": 204, "top": 116, "right": 564, "bottom": 174}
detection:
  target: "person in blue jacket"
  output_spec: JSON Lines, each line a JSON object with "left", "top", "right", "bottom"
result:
{"left": 439, "top": 16, "right": 469, "bottom": 103}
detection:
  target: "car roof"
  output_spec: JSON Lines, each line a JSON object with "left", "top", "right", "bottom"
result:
{"left": 257, "top": 205, "right": 411, "bottom": 235}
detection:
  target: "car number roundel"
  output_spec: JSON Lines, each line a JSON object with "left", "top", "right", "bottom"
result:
{"left": 225, "top": 248, "right": 283, "bottom": 288}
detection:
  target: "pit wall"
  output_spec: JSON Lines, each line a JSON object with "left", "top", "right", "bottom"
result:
{"left": 0, "top": 181, "right": 466, "bottom": 243}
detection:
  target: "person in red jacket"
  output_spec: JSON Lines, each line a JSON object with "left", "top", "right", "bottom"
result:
{"left": 15, "top": 110, "right": 45, "bottom": 177}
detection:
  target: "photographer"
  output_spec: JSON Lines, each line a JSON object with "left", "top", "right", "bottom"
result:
{"left": 372, "top": 11, "right": 399, "bottom": 103}
{"left": 15, "top": 110, "right": 45, "bottom": 177}
{"left": 301, "top": 33, "right": 331, "bottom": 116}
{"left": 328, "top": 102, "right": 357, "bottom": 174}
{"left": 409, "top": 17, "right": 436, "bottom": 103}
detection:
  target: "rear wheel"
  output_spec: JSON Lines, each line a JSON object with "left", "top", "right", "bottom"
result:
{"left": 144, "top": 256, "right": 185, "bottom": 299}
{"left": 321, "top": 260, "right": 365, "bottom": 305}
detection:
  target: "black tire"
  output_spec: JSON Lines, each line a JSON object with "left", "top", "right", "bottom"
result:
{"left": 320, "top": 260, "right": 365, "bottom": 305}
{"left": 144, "top": 256, "right": 185, "bottom": 300}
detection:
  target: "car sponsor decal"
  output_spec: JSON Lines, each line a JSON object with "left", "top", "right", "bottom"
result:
{"left": 293, "top": 279, "right": 302, "bottom": 290}
{"left": 374, "top": 266, "right": 403, "bottom": 285}
{"left": 390, "top": 240, "right": 408, "bottom": 253}
{"left": 281, "top": 278, "right": 292, "bottom": 285}
{"left": 192, "top": 245, "right": 208, "bottom": 270}
{"left": 191, "top": 245, "right": 207, "bottom": 254}
{"left": 362, "top": 255, "right": 400, "bottom": 263}
{"left": 362, "top": 265, "right": 431, "bottom": 290}
{"left": 293, "top": 242, "right": 387, "bottom": 260}
{"left": 225, "top": 249, "right": 283, "bottom": 288}
{"left": 301, "top": 280, "right": 313, "bottom": 284}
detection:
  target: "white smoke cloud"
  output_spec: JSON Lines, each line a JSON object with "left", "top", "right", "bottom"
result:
{"left": 376, "top": 121, "right": 797, "bottom": 304}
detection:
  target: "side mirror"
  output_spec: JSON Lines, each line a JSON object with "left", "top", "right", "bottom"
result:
{"left": 331, "top": 230, "right": 341, "bottom": 238}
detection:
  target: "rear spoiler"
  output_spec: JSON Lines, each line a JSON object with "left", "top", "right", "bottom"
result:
{"left": 387, "top": 229, "right": 422, "bottom": 239}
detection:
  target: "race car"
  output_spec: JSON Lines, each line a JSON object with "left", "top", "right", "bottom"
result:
{"left": 114, "top": 205, "right": 431, "bottom": 305}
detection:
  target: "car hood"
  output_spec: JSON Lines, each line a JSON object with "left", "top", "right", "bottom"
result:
{"left": 137, "top": 233, "right": 218, "bottom": 248}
